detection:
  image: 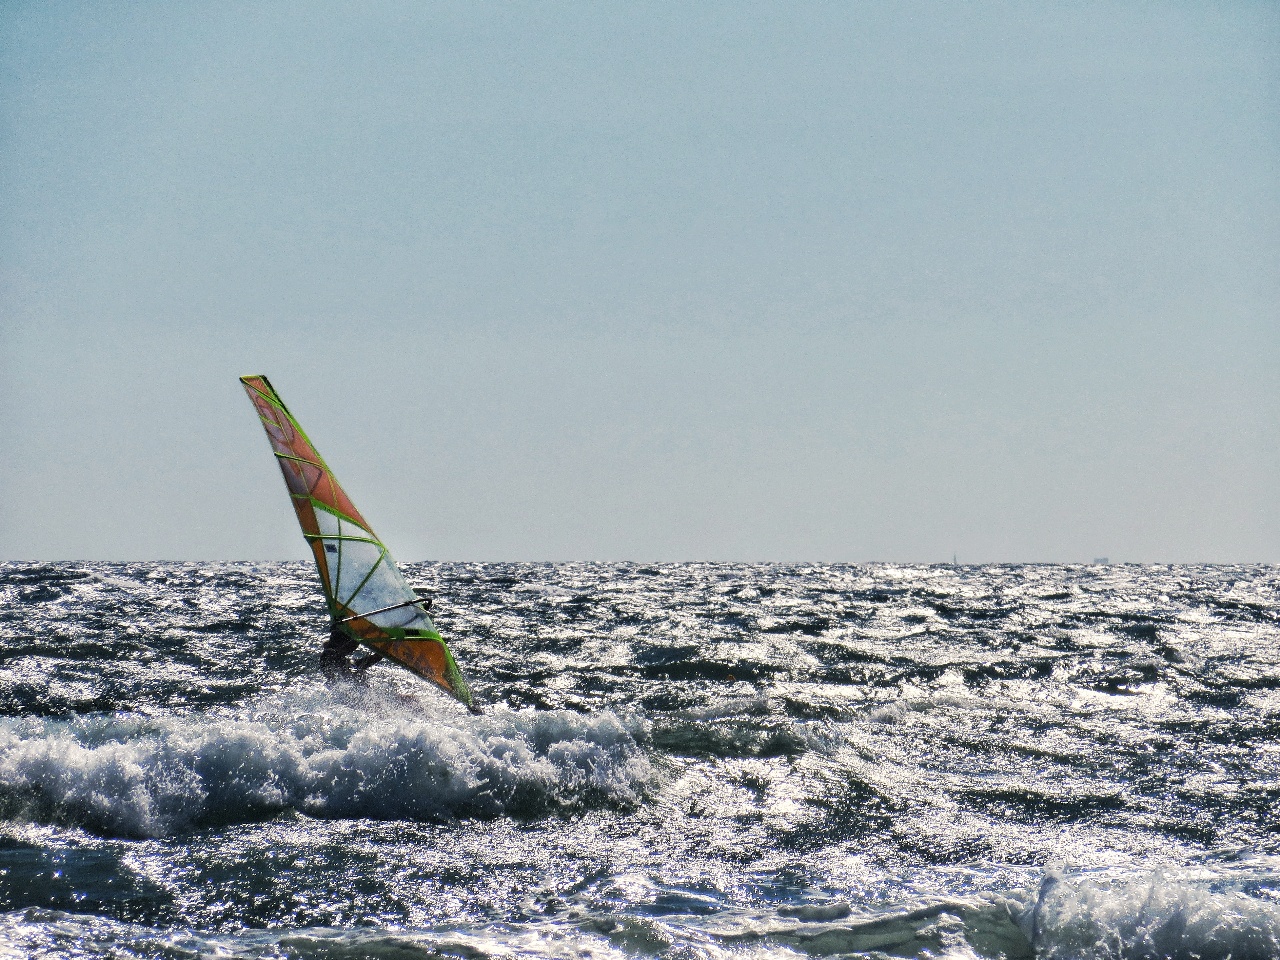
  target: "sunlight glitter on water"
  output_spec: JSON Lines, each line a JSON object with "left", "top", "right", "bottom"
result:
{"left": 0, "top": 561, "right": 1278, "bottom": 957}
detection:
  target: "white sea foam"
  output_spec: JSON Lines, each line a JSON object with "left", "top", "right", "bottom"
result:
{"left": 1027, "top": 867, "right": 1280, "bottom": 959}
{"left": 0, "top": 692, "right": 651, "bottom": 838}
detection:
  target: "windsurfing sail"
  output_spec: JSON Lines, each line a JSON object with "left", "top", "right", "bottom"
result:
{"left": 240, "top": 375, "right": 478, "bottom": 712}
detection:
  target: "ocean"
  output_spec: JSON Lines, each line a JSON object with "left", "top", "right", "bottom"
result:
{"left": 0, "top": 561, "right": 1277, "bottom": 959}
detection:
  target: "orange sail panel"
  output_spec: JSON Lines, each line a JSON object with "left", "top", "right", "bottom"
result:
{"left": 240, "top": 375, "right": 476, "bottom": 711}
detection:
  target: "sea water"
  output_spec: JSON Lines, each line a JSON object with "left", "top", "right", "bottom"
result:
{"left": 0, "top": 561, "right": 1277, "bottom": 959}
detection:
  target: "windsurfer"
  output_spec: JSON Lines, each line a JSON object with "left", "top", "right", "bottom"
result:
{"left": 320, "top": 624, "right": 384, "bottom": 679}
{"left": 242, "top": 376, "right": 477, "bottom": 712}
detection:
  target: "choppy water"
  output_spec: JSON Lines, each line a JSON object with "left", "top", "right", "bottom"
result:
{"left": 1, "top": 561, "right": 1278, "bottom": 959}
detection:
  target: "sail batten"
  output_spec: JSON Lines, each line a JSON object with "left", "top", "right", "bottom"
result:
{"left": 239, "top": 374, "right": 477, "bottom": 711}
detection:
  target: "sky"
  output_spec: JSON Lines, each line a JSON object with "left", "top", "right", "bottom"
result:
{"left": 1, "top": 1, "right": 1277, "bottom": 562}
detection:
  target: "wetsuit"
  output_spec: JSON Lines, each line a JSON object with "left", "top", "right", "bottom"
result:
{"left": 320, "top": 625, "right": 360, "bottom": 678}
{"left": 320, "top": 625, "right": 384, "bottom": 678}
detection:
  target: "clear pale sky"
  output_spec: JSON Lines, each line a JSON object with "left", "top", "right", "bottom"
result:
{"left": 2, "top": 1, "right": 1277, "bottom": 562}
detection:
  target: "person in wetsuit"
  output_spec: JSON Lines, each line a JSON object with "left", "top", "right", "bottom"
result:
{"left": 320, "top": 623, "right": 384, "bottom": 679}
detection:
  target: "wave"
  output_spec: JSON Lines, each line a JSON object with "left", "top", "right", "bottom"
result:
{"left": 1027, "top": 865, "right": 1280, "bottom": 959}
{"left": 6, "top": 865, "right": 1279, "bottom": 959}
{"left": 0, "top": 691, "right": 651, "bottom": 838}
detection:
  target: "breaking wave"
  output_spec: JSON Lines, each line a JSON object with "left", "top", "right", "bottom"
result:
{"left": 1026, "top": 865, "right": 1280, "bottom": 959}
{"left": 0, "top": 690, "right": 651, "bottom": 838}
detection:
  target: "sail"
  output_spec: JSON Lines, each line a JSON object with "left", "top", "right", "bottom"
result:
{"left": 239, "top": 375, "right": 477, "bottom": 711}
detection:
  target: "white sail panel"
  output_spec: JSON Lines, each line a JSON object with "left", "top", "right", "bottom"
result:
{"left": 315, "top": 509, "right": 376, "bottom": 543}
{"left": 315, "top": 509, "right": 340, "bottom": 538}
{"left": 351, "top": 558, "right": 436, "bottom": 632}
{"left": 314, "top": 510, "right": 342, "bottom": 595}
{"left": 332, "top": 538, "right": 385, "bottom": 605}
{"left": 350, "top": 558, "right": 420, "bottom": 625}
{"left": 338, "top": 517, "right": 376, "bottom": 541}
{"left": 314, "top": 509, "right": 384, "bottom": 602}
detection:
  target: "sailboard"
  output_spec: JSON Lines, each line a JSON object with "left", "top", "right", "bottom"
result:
{"left": 240, "top": 375, "right": 478, "bottom": 712}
